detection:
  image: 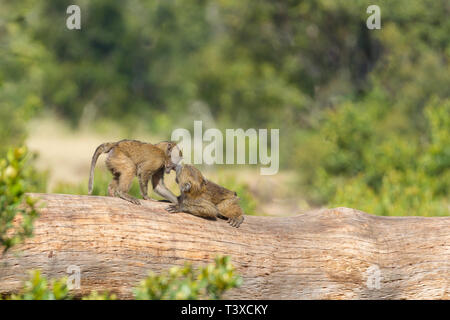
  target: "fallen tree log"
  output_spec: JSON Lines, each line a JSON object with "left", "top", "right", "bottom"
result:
{"left": 0, "top": 193, "right": 448, "bottom": 299}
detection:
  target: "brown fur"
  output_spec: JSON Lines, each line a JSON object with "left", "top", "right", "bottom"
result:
{"left": 88, "top": 139, "right": 180, "bottom": 205}
{"left": 168, "top": 164, "right": 245, "bottom": 227}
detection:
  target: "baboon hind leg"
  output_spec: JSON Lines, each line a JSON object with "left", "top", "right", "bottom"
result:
{"left": 106, "top": 151, "right": 140, "bottom": 205}
{"left": 116, "top": 169, "right": 140, "bottom": 205}
{"left": 217, "top": 198, "right": 245, "bottom": 227}
{"left": 108, "top": 176, "right": 118, "bottom": 197}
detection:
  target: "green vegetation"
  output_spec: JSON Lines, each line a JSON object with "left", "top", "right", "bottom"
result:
{"left": 0, "top": 2, "right": 45, "bottom": 156}
{"left": 4, "top": 270, "right": 71, "bottom": 300}
{"left": 0, "top": 0, "right": 448, "bottom": 216}
{"left": 0, "top": 147, "right": 40, "bottom": 253}
{"left": 310, "top": 98, "right": 450, "bottom": 216}
{"left": 3, "top": 256, "right": 240, "bottom": 300}
{"left": 135, "top": 256, "right": 242, "bottom": 300}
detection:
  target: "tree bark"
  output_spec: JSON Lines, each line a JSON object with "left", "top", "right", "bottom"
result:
{"left": 0, "top": 193, "right": 449, "bottom": 299}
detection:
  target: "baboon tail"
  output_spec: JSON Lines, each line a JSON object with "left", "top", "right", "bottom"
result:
{"left": 88, "top": 142, "right": 116, "bottom": 195}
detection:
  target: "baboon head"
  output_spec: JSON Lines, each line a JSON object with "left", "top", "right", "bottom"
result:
{"left": 175, "top": 164, "right": 205, "bottom": 196}
{"left": 154, "top": 141, "right": 183, "bottom": 173}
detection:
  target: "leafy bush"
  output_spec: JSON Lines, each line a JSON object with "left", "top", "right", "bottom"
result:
{"left": 1, "top": 270, "right": 115, "bottom": 300}
{"left": 81, "top": 291, "right": 117, "bottom": 300}
{"left": 4, "top": 270, "right": 70, "bottom": 300}
{"left": 0, "top": 147, "right": 40, "bottom": 253}
{"left": 0, "top": 2, "right": 45, "bottom": 155}
{"left": 313, "top": 99, "right": 449, "bottom": 216}
{"left": 134, "top": 256, "right": 242, "bottom": 300}
{"left": 3, "top": 256, "right": 241, "bottom": 300}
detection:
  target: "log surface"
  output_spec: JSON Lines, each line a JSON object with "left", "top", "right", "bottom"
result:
{"left": 0, "top": 193, "right": 449, "bottom": 299}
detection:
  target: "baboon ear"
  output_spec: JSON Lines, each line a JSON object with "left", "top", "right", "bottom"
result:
{"left": 167, "top": 142, "right": 177, "bottom": 153}
{"left": 163, "top": 142, "right": 174, "bottom": 156}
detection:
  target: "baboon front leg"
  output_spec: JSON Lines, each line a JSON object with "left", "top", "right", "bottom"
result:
{"left": 108, "top": 178, "right": 118, "bottom": 197}
{"left": 167, "top": 198, "right": 220, "bottom": 220}
{"left": 106, "top": 150, "right": 140, "bottom": 205}
{"left": 138, "top": 169, "right": 153, "bottom": 201}
{"left": 152, "top": 170, "right": 178, "bottom": 204}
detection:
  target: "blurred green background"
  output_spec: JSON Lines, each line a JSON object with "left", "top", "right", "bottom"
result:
{"left": 0, "top": 0, "right": 448, "bottom": 216}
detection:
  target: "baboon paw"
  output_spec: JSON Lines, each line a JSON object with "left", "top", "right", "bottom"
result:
{"left": 228, "top": 216, "right": 244, "bottom": 228}
{"left": 129, "top": 198, "right": 141, "bottom": 205}
{"left": 167, "top": 205, "right": 180, "bottom": 213}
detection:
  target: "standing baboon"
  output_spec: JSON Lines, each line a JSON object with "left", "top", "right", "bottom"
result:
{"left": 167, "top": 164, "right": 245, "bottom": 227}
{"left": 88, "top": 139, "right": 182, "bottom": 205}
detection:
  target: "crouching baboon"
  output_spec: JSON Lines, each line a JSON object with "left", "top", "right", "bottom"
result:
{"left": 88, "top": 139, "right": 182, "bottom": 205}
{"left": 167, "top": 164, "right": 245, "bottom": 228}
